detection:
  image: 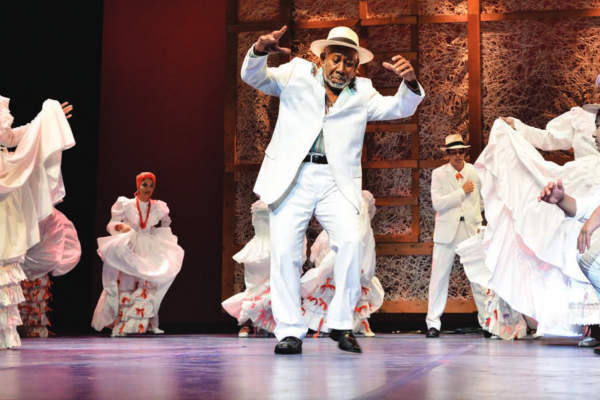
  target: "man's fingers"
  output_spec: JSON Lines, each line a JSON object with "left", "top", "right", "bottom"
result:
{"left": 382, "top": 62, "right": 394, "bottom": 70}
{"left": 557, "top": 179, "right": 564, "bottom": 190}
{"left": 274, "top": 46, "right": 291, "bottom": 54}
{"left": 273, "top": 25, "right": 288, "bottom": 38}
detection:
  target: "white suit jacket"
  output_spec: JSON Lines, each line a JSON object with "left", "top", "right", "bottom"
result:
{"left": 431, "top": 162, "right": 483, "bottom": 244}
{"left": 241, "top": 49, "right": 425, "bottom": 211}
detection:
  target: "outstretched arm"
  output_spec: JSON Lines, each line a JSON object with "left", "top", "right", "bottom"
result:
{"left": 241, "top": 26, "right": 296, "bottom": 97}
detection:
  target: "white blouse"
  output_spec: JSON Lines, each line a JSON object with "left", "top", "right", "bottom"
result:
{"left": 106, "top": 196, "right": 171, "bottom": 235}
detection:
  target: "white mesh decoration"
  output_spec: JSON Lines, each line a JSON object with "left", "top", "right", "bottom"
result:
{"left": 234, "top": 261, "right": 246, "bottom": 295}
{"left": 293, "top": 0, "right": 359, "bottom": 21}
{"left": 366, "top": 25, "right": 412, "bottom": 53}
{"left": 291, "top": 28, "right": 331, "bottom": 64}
{"left": 419, "top": 23, "right": 469, "bottom": 160}
{"left": 419, "top": 168, "right": 435, "bottom": 243}
{"left": 238, "top": 0, "right": 280, "bottom": 23}
{"left": 372, "top": 205, "right": 412, "bottom": 236}
{"left": 366, "top": 131, "right": 413, "bottom": 161}
{"left": 366, "top": 0, "right": 411, "bottom": 19}
{"left": 481, "top": 18, "right": 600, "bottom": 164}
{"left": 367, "top": 61, "right": 405, "bottom": 89}
{"left": 235, "top": 172, "right": 260, "bottom": 245}
{"left": 419, "top": 0, "right": 468, "bottom": 16}
{"left": 365, "top": 169, "right": 411, "bottom": 198}
{"left": 376, "top": 255, "right": 472, "bottom": 301}
{"left": 237, "top": 32, "right": 281, "bottom": 164}
{"left": 482, "top": 0, "right": 600, "bottom": 14}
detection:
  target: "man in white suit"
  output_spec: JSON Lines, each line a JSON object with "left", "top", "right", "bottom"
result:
{"left": 425, "top": 134, "right": 487, "bottom": 338}
{"left": 241, "top": 26, "right": 424, "bottom": 354}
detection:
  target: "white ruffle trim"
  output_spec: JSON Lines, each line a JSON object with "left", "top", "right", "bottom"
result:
{"left": 0, "top": 305, "right": 22, "bottom": 329}
{"left": 0, "top": 285, "right": 25, "bottom": 307}
{"left": 0, "top": 326, "right": 21, "bottom": 349}
{"left": 233, "top": 237, "right": 270, "bottom": 264}
{"left": 119, "top": 300, "right": 155, "bottom": 321}
{"left": 112, "top": 318, "right": 150, "bottom": 336}
{"left": 0, "top": 262, "right": 27, "bottom": 287}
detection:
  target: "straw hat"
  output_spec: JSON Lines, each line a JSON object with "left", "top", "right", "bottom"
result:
{"left": 440, "top": 134, "right": 471, "bottom": 151}
{"left": 310, "top": 26, "right": 374, "bottom": 65}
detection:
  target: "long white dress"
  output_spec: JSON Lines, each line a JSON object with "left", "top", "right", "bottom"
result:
{"left": 19, "top": 207, "right": 81, "bottom": 337}
{"left": 456, "top": 229, "right": 528, "bottom": 340}
{"left": 221, "top": 200, "right": 275, "bottom": 332}
{"left": 300, "top": 191, "right": 384, "bottom": 336}
{"left": 92, "top": 197, "right": 184, "bottom": 336}
{"left": 476, "top": 108, "right": 600, "bottom": 335}
{"left": 0, "top": 95, "right": 75, "bottom": 348}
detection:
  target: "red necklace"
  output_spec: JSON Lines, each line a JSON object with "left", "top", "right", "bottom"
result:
{"left": 136, "top": 196, "right": 151, "bottom": 229}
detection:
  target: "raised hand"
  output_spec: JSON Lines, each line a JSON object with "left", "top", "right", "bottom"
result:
{"left": 382, "top": 55, "right": 416, "bottom": 82}
{"left": 500, "top": 117, "right": 515, "bottom": 129}
{"left": 61, "top": 102, "right": 73, "bottom": 119}
{"left": 255, "top": 26, "right": 291, "bottom": 55}
{"left": 538, "top": 179, "right": 564, "bottom": 204}
{"left": 463, "top": 179, "right": 475, "bottom": 194}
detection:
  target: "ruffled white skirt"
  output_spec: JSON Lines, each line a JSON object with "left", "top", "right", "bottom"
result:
{"left": 92, "top": 227, "right": 184, "bottom": 334}
{"left": 476, "top": 119, "right": 600, "bottom": 335}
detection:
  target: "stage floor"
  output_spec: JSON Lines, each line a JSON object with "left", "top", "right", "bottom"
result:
{"left": 0, "top": 333, "right": 597, "bottom": 400}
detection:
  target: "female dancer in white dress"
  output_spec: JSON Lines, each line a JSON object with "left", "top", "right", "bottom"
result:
{"left": 0, "top": 95, "right": 74, "bottom": 348}
{"left": 222, "top": 200, "right": 276, "bottom": 336}
{"left": 475, "top": 76, "right": 600, "bottom": 337}
{"left": 92, "top": 172, "right": 184, "bottom": 336}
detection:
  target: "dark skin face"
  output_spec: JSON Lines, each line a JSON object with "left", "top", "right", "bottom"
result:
{"left": 320, "top": 45, "right": 359, "bottom": 94}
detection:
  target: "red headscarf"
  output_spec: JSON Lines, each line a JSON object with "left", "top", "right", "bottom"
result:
{"left": 135, "top": 172, "right": 156, "bottom": 197}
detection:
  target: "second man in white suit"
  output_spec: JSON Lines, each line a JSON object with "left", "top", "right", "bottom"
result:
{"left": 241, "top": 26, "right": 425, "bottom": 354}
{"left": 425, "top": 134, "right": 487, "bottom": 338}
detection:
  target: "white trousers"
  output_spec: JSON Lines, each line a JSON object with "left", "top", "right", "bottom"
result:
{"left": 269, "top": 162, "right": 363, "bottom": 341}
{"left": 426, "top": 222, "right": 487, "bottom": 330}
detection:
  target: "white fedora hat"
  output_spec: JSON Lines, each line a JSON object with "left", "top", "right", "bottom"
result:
{"left": 440, "top": 133, "right": 471, "bottom": 151}
{"left": 310, "top": 26, "right": 374, "bottom": 65}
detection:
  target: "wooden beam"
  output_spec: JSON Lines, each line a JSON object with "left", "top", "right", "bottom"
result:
{"left": 418, "top": 160, "right": 446, "bottom": 168}
{"left": 365, "top": 123, "right": 418, "bottom": 132}
{"left": 226, "top": 160, "right": 424, "bottom": 171}
{"left": 375, "top": 197, "right": 418, "bottom": 206}
{"left": 362, "top": 160, "right": 418, "bottom": 169}
{"left": 481, "top": 8, "right": 600, "bottom": 22}
{"left": 378, "top": 299, "right": 478, "bottom": 313}
{"left": 467, "top": 0, "right": 482, "bottom": 160}
{"left": 372, "top": 52, "right": 418, "bottom": 61}
{"left": 375, "top": 234, "right": 419, "bottom": 243}
{"left": 361, "top": 16, "right": 418, "bottom": 26}
{"left": 419, "top": 15, "right": 469, "bottom": 24}
{"left": 293, "top": 19, "right": 361, "bottom": 29}
{"left": 376, "top": 242, "right": 433, "bottom": 255}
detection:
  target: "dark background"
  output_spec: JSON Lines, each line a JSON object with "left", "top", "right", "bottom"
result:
{"left": 2, "top": 0, "right": 230, "bottom": 334}
{"left": 2, "top": 1, "right": 475, "bottom": 334}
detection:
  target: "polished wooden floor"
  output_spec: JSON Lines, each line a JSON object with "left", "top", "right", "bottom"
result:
{"left": 0, "top": 333, "right": 597, "bottom": 400}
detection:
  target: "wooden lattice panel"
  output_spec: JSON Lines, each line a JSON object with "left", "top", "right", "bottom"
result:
{"left": 224, "top": 0, "right": 600, "bottom": 315}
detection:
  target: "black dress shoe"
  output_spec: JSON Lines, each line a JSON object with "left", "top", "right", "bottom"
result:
{"left": 425, "top": 328, "right": 440, "bottom": 338}
{"left": 330, "top": 329, "right": 362, "bottom": 353}
{"left": 483, "top": 330, "right": 493, "bottom": 338}
{"left": 274, "top": 336, "right": 302, "bottom": 354}
{"left": 594, "top": 346, "right": 600, "bottom": 356}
